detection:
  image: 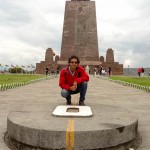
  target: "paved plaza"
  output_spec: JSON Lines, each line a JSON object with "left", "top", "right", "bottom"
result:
{"left": 0, "top": 76, "right": 150, "bottom": 149}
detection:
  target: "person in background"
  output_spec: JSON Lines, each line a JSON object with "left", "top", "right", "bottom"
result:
{"left": 85, "top": 65, "right": 90, "bottom": 75}
{"left": 94, "top": 66, "right": 97, "bottom": 77}
{"left": 99, "top": 65, "right": 103, "bottom": 76}
{"left": 141, "top": 67, "right": 145, "bottom": 77}
{"left": 51, "top": 67, "right": 54, "bottom": 75}
{"left": 107, "top": 66, "right": 111, "bottom": 77}
{"left": 102, "top": 68, "right": 106, "bottom": 76}
{"left": 56, "top": 66, "right": 59, "bottom": 75}
{"left": 46, "top": 67, "right": 49, "bottom": 75}
{"left": 138, "top": 67, "right": 142, "bottom": 77}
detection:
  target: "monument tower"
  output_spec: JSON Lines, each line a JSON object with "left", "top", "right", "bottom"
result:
{"left": 58, "top": 0, "right": 100, "bottom": 65}
{"left": 36, "top": 0, "right": 123, "bottom": 75}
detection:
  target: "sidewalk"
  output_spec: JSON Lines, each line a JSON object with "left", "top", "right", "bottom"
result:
{"left": 0, "top": 76, "right": 150, "bottom": 149}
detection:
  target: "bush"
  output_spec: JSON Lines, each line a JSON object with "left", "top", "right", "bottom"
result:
{"left": 9, "top": 67, "right": 25, "bottom": 73}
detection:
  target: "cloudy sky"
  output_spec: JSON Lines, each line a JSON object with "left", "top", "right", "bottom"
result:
{"left": 0, "top": 0, "right": 150, "bottom": 68}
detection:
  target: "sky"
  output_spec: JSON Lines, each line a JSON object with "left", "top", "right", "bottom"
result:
{"left": 0, "top": 0, "right": 150, "bottom": 68}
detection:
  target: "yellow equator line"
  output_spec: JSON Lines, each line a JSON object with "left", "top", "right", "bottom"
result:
{"left": 66, "top": 120, "right": 74, "bottom": 150}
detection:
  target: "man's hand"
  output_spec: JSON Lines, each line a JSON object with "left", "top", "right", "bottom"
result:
{"left": 70, "top": 86, "right": 76, "bottom": 91}
{"left": 70, "top": 82, "right": 77, "bottom": 91}
{"left": 73, "top": 81, "right": 77, "bottom": 89}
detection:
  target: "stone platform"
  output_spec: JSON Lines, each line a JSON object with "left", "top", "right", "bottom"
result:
{"left": 3, "top": 76, "right": 150, "bottom": 149}
{"left": 7, "top": 104, "right": 138, "bottom": 149}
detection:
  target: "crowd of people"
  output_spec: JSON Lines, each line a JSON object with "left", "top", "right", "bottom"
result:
{"left": 45, "top": 66, "right": 59, "bottom": 75}
{"left": 46, "top": 65, "right": 112, "bottom": 77}
{"left": 44, "top": 65, "right": 150, "bottom": 77}
{"left": 94, "top": 66, "right": 112, "bottom": 77}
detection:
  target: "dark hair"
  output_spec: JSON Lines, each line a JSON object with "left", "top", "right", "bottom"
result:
{"left": 68, "top": 55, "right": 80, "bottom": 64}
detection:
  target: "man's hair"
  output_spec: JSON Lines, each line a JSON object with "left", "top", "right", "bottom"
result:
{"left": 68, "top": 55, "right": 80, "bottom": 64}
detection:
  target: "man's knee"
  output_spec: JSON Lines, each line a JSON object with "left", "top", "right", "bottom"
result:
{"left": 82, "top": 81, "right": 87, "bottom": 87}
{"left": 78, "top": 82, "right": 87, "bottom": 91}
{"left": 61, "top": 89, "right": 69, "bottom": 98}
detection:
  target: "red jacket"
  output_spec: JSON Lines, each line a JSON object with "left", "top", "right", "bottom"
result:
{"left": 138, "top": 68, "right": 142, "bottom": 73}
{"left": 59, "top": 66, "right": 89, "bottom": 90}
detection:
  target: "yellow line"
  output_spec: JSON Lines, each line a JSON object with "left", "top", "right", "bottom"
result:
{"left": 70, "top": 120, "right": 74, "bottom": 148}
{"left": 66, "top": 120, "right": 74, "bottom": 150}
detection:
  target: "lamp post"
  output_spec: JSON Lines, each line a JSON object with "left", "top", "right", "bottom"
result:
{"left": 128, "top": 65, "right": 130, "bottom": 76}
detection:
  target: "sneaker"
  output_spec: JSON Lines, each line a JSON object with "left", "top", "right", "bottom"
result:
{"left": 79, "top": 101, "right": 85, "bottom": 106}
{"left": 66, "top": 100, "right": 71, "bottom": 105}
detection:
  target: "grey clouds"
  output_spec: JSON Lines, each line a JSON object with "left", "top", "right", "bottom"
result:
{"left": 0, "top": 0, "right": 150, "bottom": 68}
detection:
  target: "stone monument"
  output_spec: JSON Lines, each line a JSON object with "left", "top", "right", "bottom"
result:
{"left": 106, "top": 48, "right": 114, "bottom": 62}
{"left": 36, "top": 48, "right": 59, "bottom": 74}
{"left": 35, "top": 0, "right": 123, "bottom": 75}
{"left": 100, "top": 48, "right": 123, "bottom": 75}
{"left": 58, "top": 0, "right": 100, "bottom": 66}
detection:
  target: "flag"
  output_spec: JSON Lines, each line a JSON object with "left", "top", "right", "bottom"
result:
{"left": 5, "top": 65, "right": 9, "bottom": 67}
{"left": 16, "top": 65, "right": 19, "bottom": 68}
{"left": 22, "top": 65, "right": 25, "bottom": 68}
{"left": 11, "top": 64, "right": 14, "bottom": 67}
{"left": 31, "top": 64, "right": 35, "bottom": 68}
{"left": 0, "top": 64, "right": 1, "bottom": 66}
{"left": 27, "top": 65, "right": 30, "bottom": 68}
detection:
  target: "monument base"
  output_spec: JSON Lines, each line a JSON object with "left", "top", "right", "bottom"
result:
{"left": 6, "top": 105, "right": 139, "bottom": 150}
{"left": 5, "top": 132, "right": 142, "bottom": 150}
{"left": 57, "top": 60, "right": 101, "bottom": 66}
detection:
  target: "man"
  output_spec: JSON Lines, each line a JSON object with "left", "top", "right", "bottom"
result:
{"left": 59, "top": 55, "right": 89, "bottom": 105}
{"left": 99, "top": 65, "right": 103, "bottom": 76}
{"left": 107, "top": 66, "right": 111, "bottom": 77}
{"left": 51, "top": 67, "right": 54, "bottom": 75}
{"left": 46, "top": 67, "right": 49, "bottom": 75}
{"left": 141, "top": 67, "right": 144, "bottom": 77}
{"left": 138, "top": 67, "right": 142, "bottom": 77}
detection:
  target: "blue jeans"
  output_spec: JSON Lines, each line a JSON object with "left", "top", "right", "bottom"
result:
{"left": 61, "top": 82, "right": 87, "bottom": 101}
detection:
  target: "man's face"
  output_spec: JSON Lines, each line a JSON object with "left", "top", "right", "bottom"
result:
{"left": 69, "top": 58, "right": 78, "bottom": 70}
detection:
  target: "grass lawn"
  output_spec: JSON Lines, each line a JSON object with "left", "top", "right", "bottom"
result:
{"left": 0, "top": 74, "right": 46, "bottom": 84}
{"left": 110, "top": 76, "right": 150, "bottom": 86}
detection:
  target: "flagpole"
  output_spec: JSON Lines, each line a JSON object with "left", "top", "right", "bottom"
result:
{"left": 21, "top": 66, "right": 23, "bottom": 74}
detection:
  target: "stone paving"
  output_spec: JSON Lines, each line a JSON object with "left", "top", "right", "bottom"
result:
{"left": 0, "top": 76, "right": 150, "bottom": 149}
